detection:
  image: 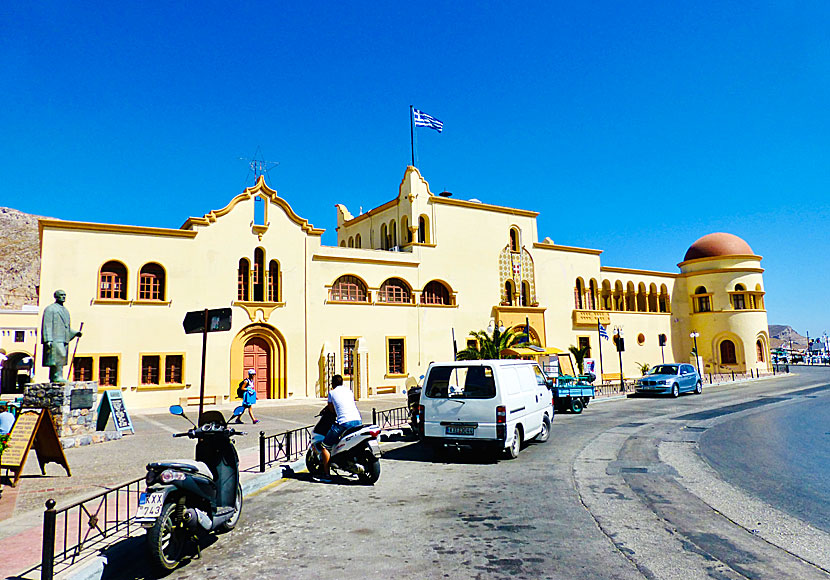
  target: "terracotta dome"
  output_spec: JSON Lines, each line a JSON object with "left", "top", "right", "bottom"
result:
{"left": 683, "top": 232, "right": 754, "bottom": 262}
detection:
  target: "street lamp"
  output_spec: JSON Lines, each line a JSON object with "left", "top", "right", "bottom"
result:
{"left": 487, "top": 319, "right": 505, "bottom": 334}
{"left": 690, "top": 331, "right": 701, "bottom": 377}
{"left": 614, "top": 326, "right": 625, "bottom": 392}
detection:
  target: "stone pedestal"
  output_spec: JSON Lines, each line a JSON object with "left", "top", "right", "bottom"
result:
{"left": 22, "top": 381, "right": 121, "bottom": 447}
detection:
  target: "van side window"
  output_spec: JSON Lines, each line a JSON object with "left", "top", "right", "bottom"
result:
{"left": 424, "top": 366, "right": 496, "bottom": 399}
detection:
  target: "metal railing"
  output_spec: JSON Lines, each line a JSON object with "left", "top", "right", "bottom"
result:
{"left": 41, "top": 476, "right": 144, "bottom": 580}
{"left": 259, "top": 425, "right": 314, "bottom": 472}
{"left": 372, "top": 405, "right": 409, "bottom": 430}
{"left": 594, "top": 381, "right": 636, "bottom": 398}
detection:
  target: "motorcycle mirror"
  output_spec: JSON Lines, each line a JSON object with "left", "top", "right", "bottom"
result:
{"left": 232, "top": 406, "right": 245, "bottom": 417}
{"left": 169, "top": 405, "right": 184, "bottom": 416}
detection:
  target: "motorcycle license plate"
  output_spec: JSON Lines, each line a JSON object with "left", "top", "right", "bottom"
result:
{"left": 446, "top": 425, "right": 475, "bottom": 436}
{"left": 135, "top": 492, "right": 164, "bottom": 520}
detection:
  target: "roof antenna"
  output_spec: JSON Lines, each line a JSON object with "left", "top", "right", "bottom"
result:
{"left": 239, "top": 146, "right": 279, "bottom": 187}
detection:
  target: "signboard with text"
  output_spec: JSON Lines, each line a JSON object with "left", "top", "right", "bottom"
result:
{"left": 96, "top": 389, "right": 135, "bottom": 434}
{"left": 0, "top": 409, "right": 71, "bottom": 486}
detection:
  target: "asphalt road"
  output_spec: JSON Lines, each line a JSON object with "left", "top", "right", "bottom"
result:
{"left": 103, "top": 370, "right": 830, "bottom": 580}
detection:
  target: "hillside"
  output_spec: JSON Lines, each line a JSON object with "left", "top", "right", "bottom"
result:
{"left": 768, "top": 325, "right": 807, "bottom": 350}
{"left": 0, "top": 207, "right": 47, "bottom": 308}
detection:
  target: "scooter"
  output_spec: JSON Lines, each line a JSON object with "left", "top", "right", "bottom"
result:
{"left": 136, "top": 405, "right": 245, "bottom": 571}
{"left": 305, "top": 406, "right": 382, "bottom": 484}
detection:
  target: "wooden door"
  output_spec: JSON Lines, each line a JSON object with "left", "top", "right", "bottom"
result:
{"left": 243, "top": 338, "right": 271, "bottom": 399}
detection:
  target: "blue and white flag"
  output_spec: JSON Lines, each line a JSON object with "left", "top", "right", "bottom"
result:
{"left": 599, "top": 323, "right": 609, "bottom": 340}
{"left": 413, "top": 109, "right": 443, "bottom": 133}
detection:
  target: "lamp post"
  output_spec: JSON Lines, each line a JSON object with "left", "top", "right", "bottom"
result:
{"left": 487, "top": 319, "right": 505, "bottom": 334}
{"left": 690, "top": 331, "right": 701, "bottom": 378}
{"left": 614, "top": 326, "right": 624, "bottom": 392}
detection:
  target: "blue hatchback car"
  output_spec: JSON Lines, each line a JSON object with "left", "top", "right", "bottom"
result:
{"left": 635, "top": 363, "right": 702, "bottom": 397}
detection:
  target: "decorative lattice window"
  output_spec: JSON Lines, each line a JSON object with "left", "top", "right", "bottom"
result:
{"left": 330, "top": 276, "right": 368, "bottom": 302}
{"left": 379, "top": 278, "right": 412, "bottom": 303}
{"left": 421, "top": 281, "right": 450, "bottom": 305}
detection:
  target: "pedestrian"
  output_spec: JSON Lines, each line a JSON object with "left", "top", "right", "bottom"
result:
{"left": 0, "top": 402, "right": 15, "bottom": 435}
{"left": 235, "top": 369, "right": 259, "bottom": 424}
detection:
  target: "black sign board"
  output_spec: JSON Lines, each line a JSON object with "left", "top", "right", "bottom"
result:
{"left": 183, "top": 308, "right": 232, "bottom": 334}
{"left": 69, "top": 388, "right": 94, "bottom": 410}
{"left": 96, "top": 390, "right": 135, "bottom": 434}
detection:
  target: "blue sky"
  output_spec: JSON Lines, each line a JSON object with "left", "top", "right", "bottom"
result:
{"left": 1, "top": 2, "right": 828, "bottom": 336}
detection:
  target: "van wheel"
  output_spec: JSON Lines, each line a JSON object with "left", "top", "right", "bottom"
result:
{"left": 570, "top": 397, "right": 584, "bottom": 414}
{"left": 506, "top": 427, "right": 522, "bottom": 459}
{"left": 536, "top": 415, "right": 551, "bottom": 443}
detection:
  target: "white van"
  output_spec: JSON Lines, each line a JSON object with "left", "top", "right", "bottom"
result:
{"left": 418, "top": 360, "right": 554, "bottom": 458}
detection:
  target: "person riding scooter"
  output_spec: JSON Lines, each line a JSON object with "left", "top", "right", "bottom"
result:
{"left": 318, "top": 374, "right": 361, "bottom": 482}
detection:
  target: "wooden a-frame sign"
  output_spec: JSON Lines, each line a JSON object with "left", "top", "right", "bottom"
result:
{"left": 0, "top": 409, "right": 71, "bottom": 487}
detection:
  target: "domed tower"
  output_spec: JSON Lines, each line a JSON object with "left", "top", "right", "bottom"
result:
{"left": 671, "top": 233, "right": 770, "bottom": 376}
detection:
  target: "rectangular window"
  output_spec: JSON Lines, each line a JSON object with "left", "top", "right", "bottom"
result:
{"left": 165, "top": 355, "right": 183, "bottom": 384}
{"left": 696, "top": 296, "right": 711, "bottom": 313}
{"left": 14, "top": 330, "right": 24, "bottom": 342}
{"left": 733, "top": 294, "right": 746, "bottom": 310}
{"left": 342, "top": 338, "right": 357, "bottom": 376}
{"left": 73, "top": 356, "right": 94, "bottom": 381}
{"left": 141, "top": 355, "right": 161, "bottom": 385}
{"left": 387, "top": 338, "right": 405, "bottom": 375}
{"left": 578, "top": 336, "right": 591, "bottom": 358}
{"left": 139, "top": 274, "right": 161, "bottom": 300}
{"left": 99, "top": 273, "right": 123, "bottom": 299}
{"left": 99, "top": 356, "right": 119, "bottom": 387}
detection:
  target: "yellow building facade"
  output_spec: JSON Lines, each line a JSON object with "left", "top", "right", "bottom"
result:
{"left": 15, "top": 167, "right": 769, "bottom": 409}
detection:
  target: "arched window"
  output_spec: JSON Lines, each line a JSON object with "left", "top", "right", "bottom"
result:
{"left": 659, "top": 284, "right": 670, "bottom": 313}
{"left": 601, "top": 280, "right": 612, "bottom": 310}
{"left": 379, "top": 278, "right": 412, "bottom": 303}
{"left": 355, "top": 234, "right": 362, "bottom": 248}
{"left": 401, "top": 216, "right": 411, "bottom": 243}
{"left": 574, "top": 279, "right": 584, "bottom": 309}
{"left": 237, "top": 258, "right": 250, "bottom": 301}
{"left": 521, "top": 281, "right": 531, "bottom": 306}
{"left": 694, "top": 286, "right": 711, "bottom": 313}
{"left": 732, "top": 283, "right": 747, "bottom": 310}
{"left": 509, "top": 227, "right": 520, "bottom": 252}
{"left": 588, "top": 279, "right": 598, "bottom": 310}
{"left": 422, "top": 280, "right": 451, "bottom": 305}
{"left": 418, "top": 215, "right": 428, "bottom": 243}
{"left": 636, "top": 283, "right": 647, "bottom": 312}
{"left": 389, "top": 220, "right": 397, "bottom": 249}
{"left": 253, "top": 248, "right": 265, "bottom": 302}
{"left": 648, "top": 283, "right": 658, "bottom": 312}
{"left": 614, "top": 281, "right": 624, "bottom": 311}
{"left": 330, "top": 275, "right": 368, "bottom": 302}
{"left": 99, "top": 261, "right": 127, "bottom": 300}
{"left": 139, "top": 263, "right": 165, "bottom": 301}
{"left": 268, "top": 260, "right": 280, "bottom": 302}
{"left": 348, "top": 237, "right": 354, "bottom": 248}
{"left": 720, "top": 340, "right": 737, "bottom": 364}
{"left": 505, "top": 280, "right": 515, "bottom": 306}
{"left": 756, "top": 340, "right": 765, "bottom": 362}
{"left": 626, "top": 282, "right": 636, "bottom": 312}
{"left": 380, "top": 224, "right": 388, "bottom": 250}
{"left": 340, "top": 240, "right": 346, "bottom": 247}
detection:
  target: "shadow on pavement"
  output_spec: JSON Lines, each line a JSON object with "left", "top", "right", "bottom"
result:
{"left": 381, "top": 441, "right": 500, "bottom": 465}
{"left": 99, "top": 532, "right": 220, "bottom": 580}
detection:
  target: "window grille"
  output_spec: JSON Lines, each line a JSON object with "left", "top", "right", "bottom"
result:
{"left": 141, "top": 355, "right": 161, "bottom": 385}
{"left": 165, "top": 355, "right": 183, "bottom": 384}
{"left": 422, "top": 281, "right": 450, "bottom": 305}
{"left": 73, "top": 357, "right": 93, "bottom": 381}
{"left": 379, "top": 279, "right": 411, "bottom": 303}
{"left": 99, "top": 356, "right": 119, "bottom": 386}
{"left": 342, "top": 339, "right": 357, "bottom": 376}
{"left": 388, "top": 339, "right": 404, "bottom": 374}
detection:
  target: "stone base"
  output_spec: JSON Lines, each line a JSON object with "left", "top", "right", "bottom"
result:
{"left": 23, "top": 381, "right": 99, "bottom": 438}
{"left": 61, "top": 430, "right": 123, "bottom": 449}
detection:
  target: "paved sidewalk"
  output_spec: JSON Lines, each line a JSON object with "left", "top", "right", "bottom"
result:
{"left": 0, "top": 394, "right": 406, "bottom": 578}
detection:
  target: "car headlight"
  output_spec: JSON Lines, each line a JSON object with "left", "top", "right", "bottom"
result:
{"left": 657, "top": 380, "right": 667, "bottom": 385}
{"left": 160, "top": 469, "right": 186, "bottom": 483}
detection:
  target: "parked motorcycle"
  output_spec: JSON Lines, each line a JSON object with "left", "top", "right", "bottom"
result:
{"left": 305, "top": 406, "right": 382, "bottom": 484}
{"left": 136, "top": 405, "right": 245, "bottom": 571}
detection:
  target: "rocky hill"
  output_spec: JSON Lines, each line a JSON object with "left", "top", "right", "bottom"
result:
{"left": 0, "top": 207, "right": 47, "bottom": 308}
{"left": 768, "top": 325, "right": 807, "bottom": 350}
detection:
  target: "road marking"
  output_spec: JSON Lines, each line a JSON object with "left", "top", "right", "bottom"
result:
{"left": 135, "top": 415, "right": 179, "bottom": 434}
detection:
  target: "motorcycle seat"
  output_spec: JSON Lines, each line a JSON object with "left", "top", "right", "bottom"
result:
{"left": 340, "top": 424, "right": 365, "bottom": 439}
{"left": 149, "top": 460, "right": 213, "bottom": 479}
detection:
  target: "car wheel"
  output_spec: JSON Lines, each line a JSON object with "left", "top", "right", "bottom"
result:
{"left": 506, "top": 426, "right": 522, "bottom": 459}
{"left": 695, "top": 381, "right": 703, "bottom": 395}
{"left": 671, "top": 383, "right": 679, "bottom": 398}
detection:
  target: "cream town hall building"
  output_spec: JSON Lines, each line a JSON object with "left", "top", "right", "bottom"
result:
{"left": 14, "top": 166, "right": 770, "bottom": 408}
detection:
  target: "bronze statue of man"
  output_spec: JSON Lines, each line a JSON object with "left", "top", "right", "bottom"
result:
{"left": 41, "top": 289, "right": 82, "bottom": 383}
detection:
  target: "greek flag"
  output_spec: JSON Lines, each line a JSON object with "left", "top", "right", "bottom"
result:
{"left": 599, "top": 323, "right": 609, "bottom": 340}
{"left": 413, "top": 109, "right": 443, "bottom": 133}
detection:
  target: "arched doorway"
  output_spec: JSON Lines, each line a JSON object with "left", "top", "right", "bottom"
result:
{"left": 244, "top": 337, "right": 271, "bottom": 400}
{"left": 1, "top": 352, "right": 33, "bottom": 395}
{"left": 230, "top": 323, "right": 287, "bottom": 399}
{"left": 720, "top": 340, "right": 737, "bottom": 365}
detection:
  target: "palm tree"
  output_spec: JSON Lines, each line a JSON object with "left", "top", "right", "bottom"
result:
{"left": 569, "top": 345, "right": 590, "bottom": 375}
{"left": 457, "top": 325, "right": 527, "bottom": 360}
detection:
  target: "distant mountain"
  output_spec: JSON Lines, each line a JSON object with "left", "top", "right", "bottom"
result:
{"left": 0, "top": 207, "right": 47, "bottom": 308}
{"left": 769, "top": 325, "right": 807, "bottom": 350}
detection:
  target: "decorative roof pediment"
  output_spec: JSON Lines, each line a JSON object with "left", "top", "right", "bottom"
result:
{"left": 180, "top": 175, "right": 324, "bottom": 237}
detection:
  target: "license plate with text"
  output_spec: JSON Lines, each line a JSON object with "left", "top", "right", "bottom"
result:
{"left": 446, "top": 426, "right": 475, "bottom": 436}
{"left": 136, "top": 492, "right": 165, "bottom": 520}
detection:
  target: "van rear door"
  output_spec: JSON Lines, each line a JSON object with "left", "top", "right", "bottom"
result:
{"left": 422, "top": 364, "right": 498, "bottom": 440}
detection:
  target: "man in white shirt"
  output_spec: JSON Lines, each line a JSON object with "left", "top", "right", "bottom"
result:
{"left": 319, "top": 374, "right": 362, "bottom": 481}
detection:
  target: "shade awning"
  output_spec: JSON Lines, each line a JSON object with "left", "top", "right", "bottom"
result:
{"left": 502, "top": 346, "right": 564, "bottom": 356}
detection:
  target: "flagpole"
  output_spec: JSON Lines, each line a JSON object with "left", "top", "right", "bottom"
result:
{"left": 410, "top": 105, "right": 415, "bottom": 167}
{"left": 597, "top": 319, "right": 604, "bottom": 381}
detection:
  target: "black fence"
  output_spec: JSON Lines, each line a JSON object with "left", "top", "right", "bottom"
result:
{"left": 40, "top": 476, "right": 144, "bottom": 580}
{"left": 258, "top": 425, "right": 314, "bottom": 472}
{"left": 372, "top": 405, "right": 409, "bottom": 431}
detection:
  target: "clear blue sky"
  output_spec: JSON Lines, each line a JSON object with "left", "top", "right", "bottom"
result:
{"left": 1, "top": 2, "right": 828, "bottom": 336}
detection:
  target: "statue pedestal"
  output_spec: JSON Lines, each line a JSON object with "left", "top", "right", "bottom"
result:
{"left": 23, "top": 382, "right": 123, "bottom": 448}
